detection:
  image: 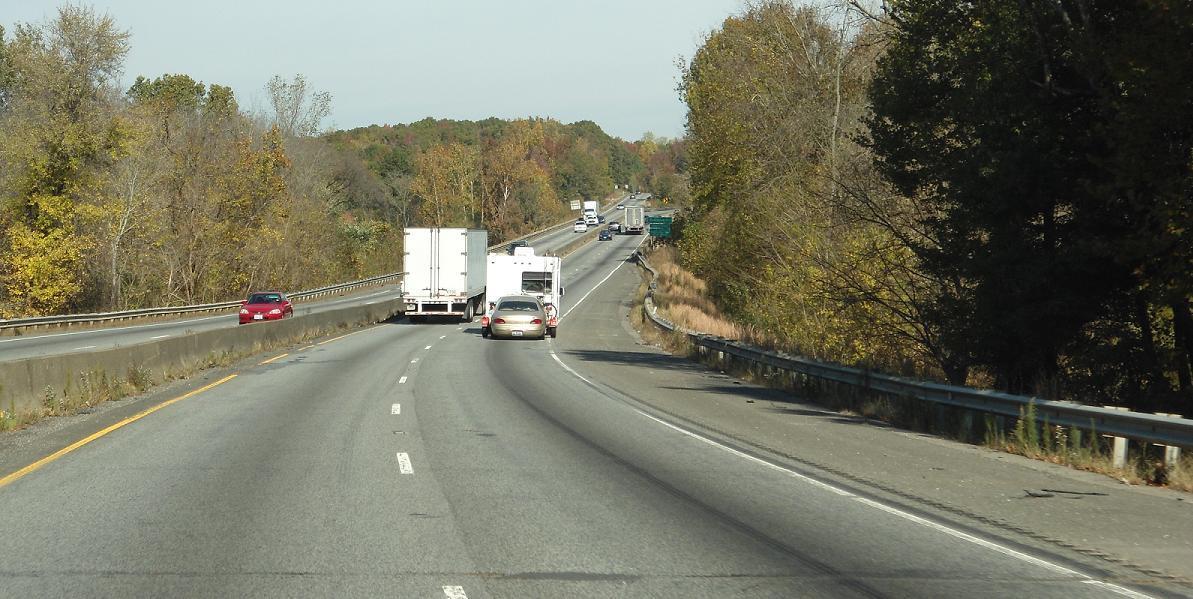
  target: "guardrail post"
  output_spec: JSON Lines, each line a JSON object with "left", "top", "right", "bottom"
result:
{"left": 1104, "top": 406, "right": 1129, "bottom": 468}
{"left": 1156, "top": 412, "right": 1182, "bottom": 468}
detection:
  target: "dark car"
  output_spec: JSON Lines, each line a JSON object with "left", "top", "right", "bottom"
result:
{"left": 598, "top": 229, "right": 613, "bottom": 241}
{"left": 507, "top": 240, "right": 529, "bottom": 255}
{"left": 597, "top": 214, "right": 606, "bottom": 223}
{"left": 239, "top": 291, "right": 293, "bottom": 324}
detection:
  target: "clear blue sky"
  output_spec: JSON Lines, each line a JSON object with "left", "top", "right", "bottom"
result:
{"left": 5, "top": 1, "right": 747, "bottom": 140}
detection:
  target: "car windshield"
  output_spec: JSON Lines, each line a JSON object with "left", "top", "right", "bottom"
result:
{"left": 497, "top": 300, "right": 539, "bottom": 312}
{"left": 249, "top": 293, "right": 282, "bottom": 304}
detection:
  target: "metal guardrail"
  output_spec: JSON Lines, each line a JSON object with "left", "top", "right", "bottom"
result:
{"left": 0, "top": 272, "right": 404, "bottom": 332}
{"left": 0, "top": 193, "right": 632, "bottom": 334}
{"left": 634, "top": 251, "right": 1193, "bottom": 450}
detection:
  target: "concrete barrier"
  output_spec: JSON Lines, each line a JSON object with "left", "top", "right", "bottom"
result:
{"left": 0, "top": 299, "right": 402, "bottom": 415}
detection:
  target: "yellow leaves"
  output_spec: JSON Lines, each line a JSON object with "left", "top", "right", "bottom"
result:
{"left": 411, "top": 142, "right": 480, "bottom": 228}
{"left": 1, "top": 223, "right": 88, "bottom": 317}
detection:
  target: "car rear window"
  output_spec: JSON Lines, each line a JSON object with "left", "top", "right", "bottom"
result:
{"left": 497, "top": 300, "right": 539, "bottom": 312}
{"left": 249, "top": 294, "right": 282, "bottom": 303}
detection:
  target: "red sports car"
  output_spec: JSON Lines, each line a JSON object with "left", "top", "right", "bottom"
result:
{"left": 239, "top": 291, "right": 293, "bottom": 324}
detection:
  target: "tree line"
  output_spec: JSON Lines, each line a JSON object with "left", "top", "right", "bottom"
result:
{"left": 678, "top": 0, "right": 1192, "bottom": 413}
{"left": 326, "top": 118, "right": 687, "bottom": 241}
{"left": 0, "top": 5, "right": 685, "bottom": 319}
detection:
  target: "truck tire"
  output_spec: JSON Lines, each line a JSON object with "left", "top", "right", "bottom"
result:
{"left": 548, "top": 327, "right": 557, "bottom": 338}
{"left": 409, "top": 315, "right": 424, "bottom": 324}
{"left": 481, "top": 327, "right": 489, "bottom": 338}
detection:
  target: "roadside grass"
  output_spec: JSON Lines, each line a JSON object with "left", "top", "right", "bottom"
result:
{"left": 636, "top": 245, "right": 1192, "bottom": 493}
{"left": 0, "top": 319, "right": 368, "bottom": 434}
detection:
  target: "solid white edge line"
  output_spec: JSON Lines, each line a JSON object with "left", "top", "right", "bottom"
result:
{"left": 396, "top": 452, "right": 413, "bottom": 474}
{"left": 547, "top": 344, "right": 1157, "bottom": 598}
{"left": 73, "top": 345, "right": 97, "bottom": 350}
{"left": 391, "top": 403, "right": 401, "bottom": 415}
{"left": 442, "top": 585, "right": 468, "bottom": 599}
{"left": 399, "top": 376, "right": 408, "bottom": 384}
{"left": 549, "top": 349, "right": 595, "bottom": 386}
{"left": 151, "top": 334, "right": 169, "bottom": 339}
{"left": 559, "top": 235, "right": 647, "bottom": 322}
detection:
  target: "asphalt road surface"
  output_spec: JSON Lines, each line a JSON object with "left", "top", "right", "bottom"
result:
{"left": 0, "top": 213, "right": 1170, "bottom": 597}
{"left": 0, "top": 198, "right": 625, "bottom": 364}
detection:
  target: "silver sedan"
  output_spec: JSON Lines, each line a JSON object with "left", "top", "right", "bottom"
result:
{"left": 487, "top": 295, "right": 548, "bottom": 340}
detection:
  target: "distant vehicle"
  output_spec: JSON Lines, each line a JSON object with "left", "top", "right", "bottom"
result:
{"left": 482, "top": 249, "right": 562, "bottom": 339}
{"left": 402, "top": 228, "right": 488, "bottom": 322}
{"left": 239, "top": 291, "right": 292, "bottom": 324}
{"left": 598, "top": 229, "right": 613, "bottom": 241}
{"left": 597, "top": 214, "right": 606, "bottom": 223}
{"left": 617, "top": 204, "right": 625, "bottom": 210}
{"left": 487, "top": 295, "right": 548, "bottom": 340}
{"left": 573, "top": 220, "right": 588, "bottom": 233}
{"left": 506, "top": 239, "right": 529, "bottom": 255}
{"left": 609, "top": 221, "right": 621, "bottom": 233}
{"left": 623, "top": 205, "right": 645, "bottom": 234}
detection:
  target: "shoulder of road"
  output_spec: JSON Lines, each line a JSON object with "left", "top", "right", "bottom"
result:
{"left": 552, "top": 255, "right": 1193, "bottom": 587}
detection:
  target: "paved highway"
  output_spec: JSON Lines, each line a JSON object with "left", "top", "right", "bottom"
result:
{"left": 0, "top": 201, "right": 1174, "bottom": 598}
{"left": 0, "top": 198, "right": 624, "bottom": 364}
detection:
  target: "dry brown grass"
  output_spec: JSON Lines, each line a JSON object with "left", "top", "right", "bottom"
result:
{"left": 1169, "top": 456, "right": 1193, "bottom": 492}
{"left": 649, "top": 246, "right": 743, "bottom": 339}
{"left": 638, "top": 246, "right": 1193, "bottom": 495}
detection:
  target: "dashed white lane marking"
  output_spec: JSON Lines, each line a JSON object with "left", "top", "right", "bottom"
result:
{"left": 151, "top": 334, "right": 170, "bottom": 339}
{"left": 365, "top": 301, "right": 376, "bottom": 305}
{"left": 399, "top": 376, "right": 408, "bottom": 384}
{"left": 396, "top": 452, "right": 413, "bottom": 474}
{"left": 73, "top": 345, "right": 97, "bottom": 350}
{"left": 424, "top": 345, "right": 432, "bottom": 350}
{"left": 559, "top": 235, "right": 647, "bottom": 322}
{"left": 410, "top": 358, "right": 418, "bottom": 364}
{"left": 391, "top": 403, "right": 401, "bottom": 415}
{"left": 546, "top": 351, "right": 1156, "bottom": 599}
{"left": 443, "top": 586, "right": 468, "bottom": 599}
{"left": 439, "top": 335, "right": 447, "bottom": 339}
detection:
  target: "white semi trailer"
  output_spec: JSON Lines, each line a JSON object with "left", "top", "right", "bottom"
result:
{"left": 402, "top": 227, "right": 488, "bottom": 322}
{"left": 623, "top": 205, "right": 645, "bottom": 234}
{"left": 481, "top": 247, "right": 563, "bottom": 338}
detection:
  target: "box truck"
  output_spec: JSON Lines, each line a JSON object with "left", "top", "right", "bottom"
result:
{"left": 623, "top": 205, "right": 645, "bottom": 234}
{"left": 481, "top": 247, "right": 563, "bottom": 338}
{"left": 583, "top": 200, "right": 599, "bottom": 225}
{"left": 402, "top": 228, "right": 488, "bottom": 322}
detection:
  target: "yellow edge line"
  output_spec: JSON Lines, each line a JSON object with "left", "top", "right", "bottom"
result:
{"left": 0, "top": 374, "right": 238, "bottom": 490}
{"left": 316, "top": 327, "right": 371, "bottom": 346}
{"left": 258, "top": 353, "right": 289, "bottom": 365}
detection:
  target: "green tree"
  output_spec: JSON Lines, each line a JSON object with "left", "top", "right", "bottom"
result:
{"left": 869, "top": 1, "right": 1193, "bottom": 408}
{"left": 0, "top": 5, "right": 130, "bottom": 316}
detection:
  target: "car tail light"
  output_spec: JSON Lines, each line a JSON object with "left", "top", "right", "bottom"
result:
{"left": 481, "top": 315, "right": 490, "bottom": 327}
{"left": 548, "top": 317, "right": 557, "bottom": 327}
{"left": 239, "top": 308, "right": 249, "bottom": 315}
{"left": 269, "top": 308, "right": 282, "bottom": 315}
{"left": 493, "top": 318, "right": 506, "bottom": 324}
{"left": 531, "top": 318, "right": 543, "bottom": 325}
